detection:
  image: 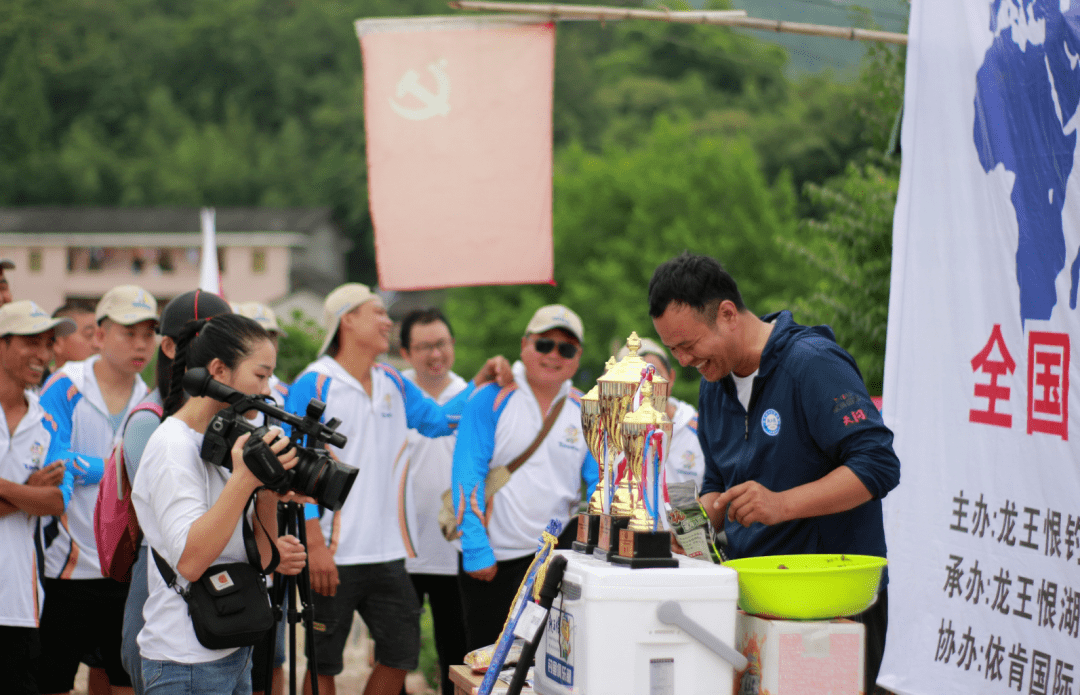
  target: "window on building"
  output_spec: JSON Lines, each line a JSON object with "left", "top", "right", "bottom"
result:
{"left": 29, "top": 249, "right": 42, "bottom": 272}
{"left": 252, "top": 249, "right": 266, "bottom": 274}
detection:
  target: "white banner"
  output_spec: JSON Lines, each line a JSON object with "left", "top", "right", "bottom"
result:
{"left": 880, "top": 2, "right": 1080, "bottom": 694}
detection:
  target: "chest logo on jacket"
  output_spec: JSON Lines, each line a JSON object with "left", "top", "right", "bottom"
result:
{"left": 559, "top": 425, "right": 581, "bottom": 451}
{"left": 381, "top": 393, "right": 394, "bottom": 418}
{"left": 761, "top": 409, "right": 781, "bottom": 436}
{"left": 29, "top": 441, "right": 45, "bottom": 469}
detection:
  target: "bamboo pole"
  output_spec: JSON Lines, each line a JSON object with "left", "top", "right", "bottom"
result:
{"left": 448, "top": 1, "right": 908, "bottom": 45}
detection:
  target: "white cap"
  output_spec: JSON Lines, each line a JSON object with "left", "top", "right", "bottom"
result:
{"left": 318, "top": 283, "right": 382, "bottom": 356}
{"left": 95, "top": 285, "right": 158, "bottom": 326}
{"left": 524, "top": 304, "right": 584, "bottom": 343}
{"left": 0, "top": 300, "right": 75, "bottom": 337}
{"left": 233, "top": 302, "right": 288, "bottom": 337}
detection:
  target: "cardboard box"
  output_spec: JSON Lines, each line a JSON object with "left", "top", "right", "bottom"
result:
{"left": 733, "top": 612, "right": 864, "bottom": 695}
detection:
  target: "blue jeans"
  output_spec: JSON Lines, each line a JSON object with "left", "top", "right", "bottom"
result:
{"left": 141, "top": 647, "right": 252, "bottom": 695}
{"left": 122, "top": 548, "right": 149, "bottom": 693}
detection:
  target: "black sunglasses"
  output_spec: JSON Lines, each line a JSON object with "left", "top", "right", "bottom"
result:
{"left": 533, "top": 337, "right": 578, "bottom": 359}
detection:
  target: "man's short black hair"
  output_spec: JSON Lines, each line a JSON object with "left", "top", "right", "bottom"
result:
{"left": 399, "top": 307, "right": 454, "bottom": 351}
{"left": 648, "top": 251, "right": 746, "bottom": 319}
{"left": 52, "top": 299, "right": 96, "bottom": 319}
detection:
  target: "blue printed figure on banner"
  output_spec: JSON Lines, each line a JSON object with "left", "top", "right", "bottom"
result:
{"left": 973, "top": 0, "right": 1080, "bottom": 321}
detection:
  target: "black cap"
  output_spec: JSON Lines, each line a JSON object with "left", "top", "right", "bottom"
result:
{"left": 159, "top": 290, "right": 232, "bottom": 338}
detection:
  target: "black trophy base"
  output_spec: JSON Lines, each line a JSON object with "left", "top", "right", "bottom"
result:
{"left": 572, "top": 512, "right": 601, "bottom": 554}
{"left": 592, "top": 514, "right": 631, "bottom": 562}
{"left": 610, "top": 528, "right": 680, "bottom": 569}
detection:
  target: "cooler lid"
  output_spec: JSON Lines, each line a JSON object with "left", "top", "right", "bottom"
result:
{"left": 558, "top": 550, "right": 739, "bottom": 593}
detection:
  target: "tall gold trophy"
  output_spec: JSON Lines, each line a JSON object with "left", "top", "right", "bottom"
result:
{"left": 572, "top": 382, "right": 605, "bottom": 553}
{"left": 593, "top": 333, "right": 670, "bottom": 561}
{"left": 610, "top": 378, "right": 679, "bottom": 568}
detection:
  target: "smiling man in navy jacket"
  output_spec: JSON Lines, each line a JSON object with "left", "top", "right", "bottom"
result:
{"left": 649, "top": 252, "right": 900, "bottom": 694}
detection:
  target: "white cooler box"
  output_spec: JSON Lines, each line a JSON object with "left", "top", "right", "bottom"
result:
{"left": 534, "top": 550, "right": 741, "bottom": 695}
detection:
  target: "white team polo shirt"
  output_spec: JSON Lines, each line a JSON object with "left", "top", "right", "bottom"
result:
{"left": 0, "top": 392, "right": 54, "bottom": 627}
{"left": 400, "top": 369, "right": 468, "bottom": 575}
{"left": 665, "top": 397, "right": 705, "bottom": 491}
{"left": 39, "top": 355, "right": 148, "bottom": 579}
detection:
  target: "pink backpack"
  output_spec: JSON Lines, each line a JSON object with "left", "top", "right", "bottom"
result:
{"left": 94, "top": 401, "right": 163, "bottom": 582}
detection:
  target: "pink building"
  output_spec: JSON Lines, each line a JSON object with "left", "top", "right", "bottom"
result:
{"left": 0, "top": 207, "right": 351, "bottom": 314}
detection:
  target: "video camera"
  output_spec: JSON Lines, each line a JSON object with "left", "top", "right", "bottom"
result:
{"left": 182, "top": 367, "right": 357, "bottom": 511}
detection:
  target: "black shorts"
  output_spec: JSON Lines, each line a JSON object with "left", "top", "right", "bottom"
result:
{"left": 308, "top": 560, "right": 421, "bottom": 674}
{"left": 0, "top": 625, "right": 40, "bottom": 695}
{"left": 33, "top": 578, "right": 132, "bottom": 692}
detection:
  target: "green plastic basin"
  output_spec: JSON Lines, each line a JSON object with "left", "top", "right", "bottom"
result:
{"left": 722, "top": 554, "right": 886, "bottom": 620}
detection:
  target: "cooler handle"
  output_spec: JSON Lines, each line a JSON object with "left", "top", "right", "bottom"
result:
{"left": 656, "top": 601, "right": 748, "bottom": 672}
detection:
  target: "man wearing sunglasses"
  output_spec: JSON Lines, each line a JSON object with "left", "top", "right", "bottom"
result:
{"left": 451, "top": 305, "right": 598, "bottom": 651}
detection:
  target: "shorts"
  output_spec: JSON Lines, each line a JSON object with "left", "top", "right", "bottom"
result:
{"left": 0, "top": 625, "right": 40, "bottom": 695}
{"left": 308, "top": 560, "right": 420, "bottom": 674}
{"left": 33, "top": 577, "right": 132, "bottom": 692}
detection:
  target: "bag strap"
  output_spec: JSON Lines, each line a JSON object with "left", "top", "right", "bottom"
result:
{"left": 152, "top": 492, "right": 278, "bottom": 592}
{"left": 505, "top": 395, "right": 567, "bottom": 475}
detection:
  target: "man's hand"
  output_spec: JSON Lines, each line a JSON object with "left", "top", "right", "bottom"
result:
{"left": 27, "top": 461, "right": 65, "bottom": 488}
{"left": 467, "top": 564, "right": 498, "bottom": 582}
{"left": 274, "top": 535, "right": 307, "bottom": 576}
{"left": 472, "top": 355, "right": 513, "bottom": 389}
{"left": 710, "top": 481, "right": 787, "bottom": 528}
{"left": 307, "top": 541, "right": 340, "bottom": 596}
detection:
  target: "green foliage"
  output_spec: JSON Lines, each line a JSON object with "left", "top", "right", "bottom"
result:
{"left": 275, "top": 310, "right": 325, "bottom": 383}
{"left": 787, "top": 156, "right": 899, "bottom": 396}
{"left": 783, "top": 41, "right": 905, "bottom": 396}
{"left": 446, "top": 116, "right": 803, "bottom": 406}
{"left": 417, "top": 602, "right": 438, "bottom": 691}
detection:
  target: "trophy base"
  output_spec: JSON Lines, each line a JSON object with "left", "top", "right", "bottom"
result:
{"left": 572, "top": 512, "right": 601, "bottom": 554}
{"left": 610, "top": 529, "right": 679, "bottom": 569}
{"left": 592, "top": 514, "right": 631, "bottom": 562}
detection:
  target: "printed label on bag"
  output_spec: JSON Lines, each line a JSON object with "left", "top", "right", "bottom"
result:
{"left": 210, "top": 570, "right": 235, "bottom": 592}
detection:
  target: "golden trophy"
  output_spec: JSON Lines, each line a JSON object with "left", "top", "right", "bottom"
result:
{"left": 572, "top": 382, "right": 604, "bottom": 553}
{"left": 593, "top": 332, "right": 670, "bottom": 561}
{"left": 610, "top": 379, "right": 678, "bottom": 568}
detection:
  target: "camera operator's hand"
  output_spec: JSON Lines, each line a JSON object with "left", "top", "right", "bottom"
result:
{"left": 306, "top": 520, "right": 340, "bottom": 597}
{"left": 231, "top": 430, "right": 298, "bottom": 492}
{"left": 471, "top": 355, "right": 513, "bottom": 389}
{"left": 274, "top": 534, "right": 307, "bottom": 576}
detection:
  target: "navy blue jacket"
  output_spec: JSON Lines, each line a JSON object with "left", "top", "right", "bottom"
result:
{"left": 698, "top": 311, "right": 900, "bottom": 567}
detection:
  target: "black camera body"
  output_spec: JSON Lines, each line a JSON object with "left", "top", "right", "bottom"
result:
{"left": 184, "top": 368, "right": 357, "bottom": 511}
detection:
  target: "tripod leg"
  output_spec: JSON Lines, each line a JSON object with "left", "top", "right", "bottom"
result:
{"left": 288, "top": 502, "right": 322, "bottom": 695}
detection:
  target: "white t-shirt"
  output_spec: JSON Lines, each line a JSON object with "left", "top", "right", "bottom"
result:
{"left": 400, "top": 369, "right": 469, "bottom": 575}
{"left": 132, "top": 417, "right": 253, "bottom": 663}
{"left": 0, "top": 392, "right": 53, "bottom": 627}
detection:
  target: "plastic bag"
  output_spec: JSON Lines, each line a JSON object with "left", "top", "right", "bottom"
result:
{"left": 665, "top": 481, "right": 726, "bottom": 563}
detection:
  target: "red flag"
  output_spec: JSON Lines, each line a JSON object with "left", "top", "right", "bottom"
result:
{"left": 357, "top": 16, "right": 555, "bottom": 290}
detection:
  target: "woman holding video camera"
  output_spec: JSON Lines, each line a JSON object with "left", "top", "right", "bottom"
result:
{"left": 132, "top": 313, "right": 308, "bottom": 695}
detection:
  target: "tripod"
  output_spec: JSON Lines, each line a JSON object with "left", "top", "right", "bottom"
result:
{"left": 264, "top": 501, "right": 320, "bottom": 695}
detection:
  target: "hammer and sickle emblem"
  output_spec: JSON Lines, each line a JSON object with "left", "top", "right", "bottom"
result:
{"left": 389, "top": 58, "right": 451, "bottom": 121}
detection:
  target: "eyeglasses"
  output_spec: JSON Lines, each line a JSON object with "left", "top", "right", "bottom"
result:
{"left": 533, "top": 337, "right": 578, "bottom": 359}
{"left": 411, "top": 338, "right": 452, "bottom": 355}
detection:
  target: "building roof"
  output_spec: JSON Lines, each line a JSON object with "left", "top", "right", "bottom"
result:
{"left": 0, "top": 207, "right": 334, "bottom": 234}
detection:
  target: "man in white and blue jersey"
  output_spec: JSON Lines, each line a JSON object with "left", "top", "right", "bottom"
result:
{"left": 451, "top": 304, "right": 598, "bottom": 650}
{"left": 36, "top": 285, "right": 157, "bottom": 695}
{"left": 285, "top": 283, "right": 508, "bottom": 695}
{"left": 0, "top": 301, "right": 71, "bottom": 695}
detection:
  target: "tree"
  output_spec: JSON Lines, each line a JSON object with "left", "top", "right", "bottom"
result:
{"left": 445, "top": 116, "right": 802, "bottom": 405}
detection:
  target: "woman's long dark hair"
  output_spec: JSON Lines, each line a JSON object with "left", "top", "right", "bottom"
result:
{"left": 162, "top": 314, "right": 270, "bottom": 417}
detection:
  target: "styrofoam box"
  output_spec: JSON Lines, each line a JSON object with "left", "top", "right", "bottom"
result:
{"left": 733, "top": 612, "right": 865, "bottom": 695}
{"left": 534, "top": 550, "right": 740, "bottom": 695}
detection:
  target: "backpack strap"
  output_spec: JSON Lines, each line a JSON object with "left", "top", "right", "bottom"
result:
{"left": 505, "top": 396, "right": 567, "bottom": 475}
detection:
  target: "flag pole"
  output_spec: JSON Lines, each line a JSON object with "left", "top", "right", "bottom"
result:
{"left": 448, "top": 1, "right": 908, "bottom": 45}
{"left": 199, "top": 207, "right": 222, "bottom": 296}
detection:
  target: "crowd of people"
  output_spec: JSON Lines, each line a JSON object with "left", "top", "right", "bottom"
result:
{"left": 0, "top": 250, "right": 900, "bottom": 695}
